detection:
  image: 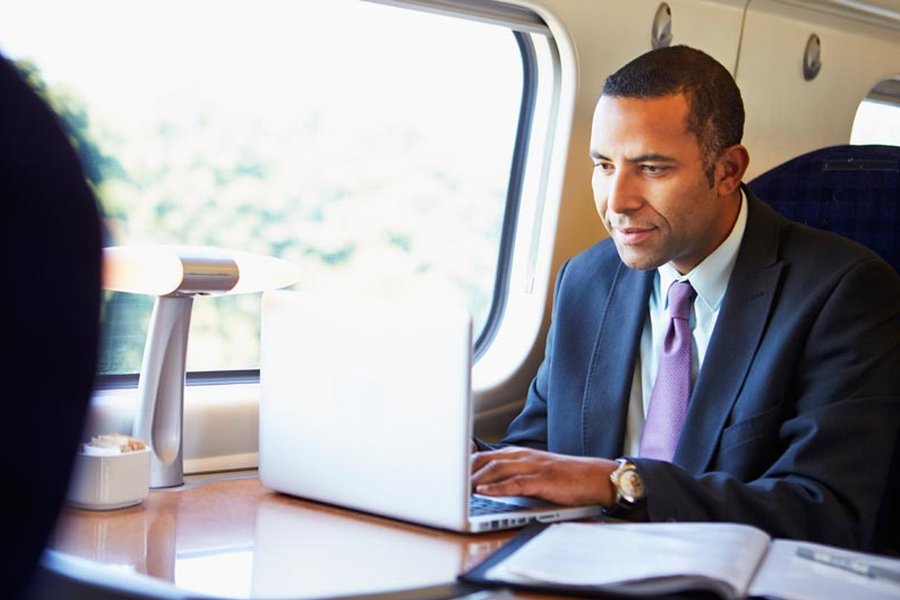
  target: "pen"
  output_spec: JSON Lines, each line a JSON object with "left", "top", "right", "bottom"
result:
{"left": 796, "top": 546, "right": 900, "bottom": 586}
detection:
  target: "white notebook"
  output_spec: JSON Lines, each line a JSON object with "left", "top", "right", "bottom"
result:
{"left": 468, "top": 521, "right": 900, "bottom": 599}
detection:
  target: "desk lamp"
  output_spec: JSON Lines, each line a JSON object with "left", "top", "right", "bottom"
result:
{"left": 103, "top": 245, "right": 301, "bottom": 488}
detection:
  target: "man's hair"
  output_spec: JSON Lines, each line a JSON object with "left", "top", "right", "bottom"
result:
{"left": 602, "top": 45, "right": 744, "bottom": 184}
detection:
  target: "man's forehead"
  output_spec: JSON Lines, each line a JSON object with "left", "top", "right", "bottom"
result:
{"left": 590, "top": 93, "right": 694, "bottom": 151}
{"left": 592, "top": 92, "right": 690, "bottom": 122}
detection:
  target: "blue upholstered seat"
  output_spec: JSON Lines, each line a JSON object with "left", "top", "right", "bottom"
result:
{"left": 748, "top": 144, "right": 899, "bottom": 272}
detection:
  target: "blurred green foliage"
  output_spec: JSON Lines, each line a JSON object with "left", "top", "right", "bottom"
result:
{"left": 15, "top": 54, "right": 511, "bottom": 375}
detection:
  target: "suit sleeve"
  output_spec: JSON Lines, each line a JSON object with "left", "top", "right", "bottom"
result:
{"left": 634, "top": 255, "right": 900, "bottom": 551}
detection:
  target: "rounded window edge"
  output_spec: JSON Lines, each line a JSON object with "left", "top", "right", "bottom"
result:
{"left": 471, "top": 9, "right": 576, "bottom": 411}
{"left": 850, "top": 78, "right": 900, "bottom": 146}
{"left": 472, "top": 29, "right": 539, "bottom": 360}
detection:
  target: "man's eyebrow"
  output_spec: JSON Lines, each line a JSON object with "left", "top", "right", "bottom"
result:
{"left": 588, "top": 151, "right": 677, "bottom": 163}
{"left": 627, "top": 153, "right": 677, "bottom": 163}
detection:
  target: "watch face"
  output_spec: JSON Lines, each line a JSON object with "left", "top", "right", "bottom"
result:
{"left": 619, "top": 469, "right": 644, "bottom": 501}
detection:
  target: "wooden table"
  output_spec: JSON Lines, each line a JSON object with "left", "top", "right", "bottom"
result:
{"left": 48, "top": 472, "right": 517, "bottom": 598}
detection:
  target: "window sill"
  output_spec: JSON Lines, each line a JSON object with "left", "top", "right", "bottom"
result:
{"left": 86, "top": 373, "right": 522, "bottom": 472}
{"left": 86, "top": 384, "right": 260, "bottom": 475}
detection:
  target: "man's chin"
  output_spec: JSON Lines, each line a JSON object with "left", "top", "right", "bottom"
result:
{"left": 615, "top": 246, "right": 667, "bottom": 271}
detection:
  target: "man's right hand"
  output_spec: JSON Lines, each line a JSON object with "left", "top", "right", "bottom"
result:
{"left": 470, "top": 446, "right": 618, "bottom": 507}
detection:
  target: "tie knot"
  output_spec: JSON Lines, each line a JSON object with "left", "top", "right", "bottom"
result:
{"left": 667, "top": 280, "right": 695, "bottom": 321}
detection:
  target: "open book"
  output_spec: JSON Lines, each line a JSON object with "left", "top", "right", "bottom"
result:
{"left": 460, "top": 522, "right": 900, "bottom": 600}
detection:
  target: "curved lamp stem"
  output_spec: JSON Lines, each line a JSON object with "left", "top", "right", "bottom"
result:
{"left": 133, "top": 295, "right": 194, "bottom": 488}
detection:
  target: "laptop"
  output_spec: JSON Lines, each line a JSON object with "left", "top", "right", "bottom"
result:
{"left": 258, "top": 290, "right": 601, "bottom": 533}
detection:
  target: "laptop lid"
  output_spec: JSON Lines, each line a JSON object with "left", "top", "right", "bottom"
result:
{"left": 259, "top": 290, "right": 601, "bottom": 532}
{"left": 259, "top": 290, "right": 473, "bottom": 531}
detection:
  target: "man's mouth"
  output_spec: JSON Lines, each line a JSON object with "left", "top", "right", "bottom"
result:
{"left": 615, "top": 226, "right": 655, "bottom": 245}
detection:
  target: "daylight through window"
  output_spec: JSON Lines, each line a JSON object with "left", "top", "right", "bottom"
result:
{"left": 0, "top": 0, "right": 527, "bottom": 376}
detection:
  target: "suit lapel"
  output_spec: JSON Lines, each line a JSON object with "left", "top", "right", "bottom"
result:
{"left": 675, "top": 192, "right": 785, "bottom": 473}
{"left": 581, "top": 264, "right": 653, "bottom": 458}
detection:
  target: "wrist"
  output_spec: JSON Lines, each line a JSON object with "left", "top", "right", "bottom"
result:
{"left": 604, "top": 458, "right": 647, "bottom": 520}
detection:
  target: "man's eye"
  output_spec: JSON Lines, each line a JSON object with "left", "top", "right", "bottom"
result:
{"left": 594, "top": 162, "right": 614, "bottom": 173}
{"left": 641, "top": 164, "right": 666, "bottom": 174}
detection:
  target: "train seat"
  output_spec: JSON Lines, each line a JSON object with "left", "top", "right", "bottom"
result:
{"left": 748, "top": 144, "right": 900, "bottom": 272}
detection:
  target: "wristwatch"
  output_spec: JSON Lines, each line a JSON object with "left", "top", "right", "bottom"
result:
{"left": 606, "top": 458, "right": 646, "bottom": 519}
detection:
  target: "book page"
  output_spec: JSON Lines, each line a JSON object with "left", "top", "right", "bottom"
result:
{"left": 749, "top": 539, "right": 900, "bottom": 600}
{"left": 485, "top": 522, "right": 770, "bottom": 597}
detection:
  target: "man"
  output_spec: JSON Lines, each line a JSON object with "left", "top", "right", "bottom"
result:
{"left": 471, "top": 45, "right": 900, "bottom": 552}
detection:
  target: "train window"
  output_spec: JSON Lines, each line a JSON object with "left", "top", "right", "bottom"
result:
{"left": 851, "top": 79, "right": 900, "bottom": 145}
{"left": 1, "top": 0, "right": 543, "bottom": 381}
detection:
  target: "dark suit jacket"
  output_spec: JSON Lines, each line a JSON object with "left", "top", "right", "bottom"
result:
{"left": 499, "top": 189, "right": 900, "bottom": 551}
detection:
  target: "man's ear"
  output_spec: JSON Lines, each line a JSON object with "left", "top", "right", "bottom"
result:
{"left": 715, "top": 144, "right": 750, "bottom": 196}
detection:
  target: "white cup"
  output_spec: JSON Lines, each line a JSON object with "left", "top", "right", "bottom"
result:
{"left": 67, "top": 447, "right": 151, "bottom": 510}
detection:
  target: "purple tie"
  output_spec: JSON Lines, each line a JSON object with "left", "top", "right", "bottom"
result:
{"left": 639, "top": 280, "right": 696, "bottom": 461}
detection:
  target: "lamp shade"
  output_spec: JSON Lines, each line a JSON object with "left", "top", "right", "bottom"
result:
{"left": 102, "top": 245, "right": 301, "bottom": 297}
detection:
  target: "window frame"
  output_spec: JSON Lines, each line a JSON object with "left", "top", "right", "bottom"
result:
{"left": 473, "top": 29, "right": 538, "bottom": 359}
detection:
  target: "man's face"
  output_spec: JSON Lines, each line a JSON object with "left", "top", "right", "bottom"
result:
{"left": 589, "top": 93, "right": 738, "bottom": 274}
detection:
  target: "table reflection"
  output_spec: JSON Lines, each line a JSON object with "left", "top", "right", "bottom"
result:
{"left": 49, "top": 474, "right": 511, "bottom": 598}
{"left": 50, "top": 503, "right": 151, "bottom": 573}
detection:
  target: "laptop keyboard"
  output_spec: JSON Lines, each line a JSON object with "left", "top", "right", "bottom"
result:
{"left": 470, "top": 495, "right": 522, "bottom": 516}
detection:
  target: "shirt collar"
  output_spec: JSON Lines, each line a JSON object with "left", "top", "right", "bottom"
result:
{"left": 658, "top": 189, "right": 748, "bottom": 311}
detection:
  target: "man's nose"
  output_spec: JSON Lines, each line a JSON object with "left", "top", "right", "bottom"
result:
{"left": 606, "top": 171, "right": 641, "bottom": 214}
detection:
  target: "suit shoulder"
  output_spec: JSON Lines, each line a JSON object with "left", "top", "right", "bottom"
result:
{"left": 778, "top": 217, "right": 895, "bottom": 276}
{"left": 553, "top": 238, "right": 649, "bottom": 308}
{"left": 565, "top": 237, "right": 622, "bottom": 276}
{"left": 749, "top": 196, "right": 896, "bottom": 278}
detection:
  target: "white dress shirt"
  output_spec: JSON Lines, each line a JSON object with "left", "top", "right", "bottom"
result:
{"left": 622, "top": 190, "right": 749, "bottom": 456}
